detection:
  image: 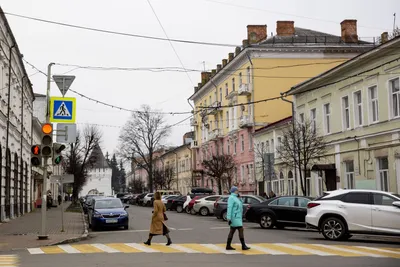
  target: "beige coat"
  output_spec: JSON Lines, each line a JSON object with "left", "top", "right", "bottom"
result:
{"left": 150, "top": 200, "right": 166, "bottom": 235}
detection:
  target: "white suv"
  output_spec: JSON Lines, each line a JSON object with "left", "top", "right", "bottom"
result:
{"left": 306, "top": 189, "right": 400, "bottom": 241}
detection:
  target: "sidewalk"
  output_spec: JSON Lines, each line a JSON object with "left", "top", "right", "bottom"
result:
{"left": 0, "top": 202, "right": 87, "bottom": 252}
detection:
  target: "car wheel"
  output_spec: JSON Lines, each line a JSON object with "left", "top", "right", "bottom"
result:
{"left": 190, "top": 208, "right": 196, "bottom": 215}
{"left": 176, "top": 205, "right": 183, "bottom": 213}
{"left": 200, "top": 207, "right": 209, "bottom": 216}
{"left": 260, "top": 214, "right": 275, "bottom": 229}
{"left": 321, "top": 217, "right": 347, "bottom": 241}
{"left": 222, "top": 211, "right": 227, "bottom": 221}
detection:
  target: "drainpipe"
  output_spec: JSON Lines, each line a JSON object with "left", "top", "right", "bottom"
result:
{"left": 280, "top": 93, "right": 298, "bottom": 195}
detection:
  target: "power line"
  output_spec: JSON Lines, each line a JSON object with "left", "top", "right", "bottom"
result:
{"left": 4, "top": 11, "right": 240, "bottom": 48}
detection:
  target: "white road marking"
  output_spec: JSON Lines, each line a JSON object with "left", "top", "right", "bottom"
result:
{"left": 177, "top": 228, "right": 193, "bottom": 231}
{"left": 210, "top": 226, "right": 230, "bottom": 230}
{"left": 201, "top": 244, "right": 240, "bottom": 254}
{"left": 312, "top": 244, "right": 387, "bottom": 258}
{"left": 169, "top": 244, "right": 200, "bottom": 253}
{"left": 243, "top": 244, "right": 287, "bottom": 255}
{"left": 124, "top": 243, "right": 158, "bottom": 253}
{"left": 93, "top": 229, "right": 149, "bottom": 234}
{"left": 27, "top": 248, "right": 44, "bottom": 254}
{"left": 275, "top": 243, "right": 334, "bottom": 256}
{"left": 355, "top": 246, "right": 400, "bottom": 255}
{"left": 91, "top": 243, "right": 120, "bottom": 253}
{"left": 58, "top": 245, "right": 81, "bottom": 254}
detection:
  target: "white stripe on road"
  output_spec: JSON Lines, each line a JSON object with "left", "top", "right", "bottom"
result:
{"left": 275, "top": 243, "right": 334, "bottom": 256}
{"left": 27, "top": 248, "right": 44, "bottom": 254}
{"left": 92, "top": 229, "right": 148, "bottom": 234}
{"left": 124, "top": 243, "right": 158, "bottom": 253}
{"left": 355, "top": 246, "right": 400, "bottom": 255}
{"left": 91, "top": 243, "right": 120, "bottom": 253}
{"left": 210, "top": 227, "right": 230, "bottom": 230}
{"left": 169, "top": 244, "right": 200, "bottom": 253}
{"left": 177, "top": 228, "right": 193, "bottom": 231}
{"left": 58, "top": 245, "right": 81, "bottom": 254}
{"left": 312, "top": 244, "right": 387, "bottom": 258}
{"left": 201, "top": 244, "right": 240, "bottom": 254}
{"left": 245, "top": 245, "right": 287, "bottom": 255}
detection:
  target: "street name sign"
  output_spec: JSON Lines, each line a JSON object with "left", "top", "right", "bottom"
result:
{"left": 50, "top": 97, "right": 76, "bottom": 123}
{"left": 56, "top": 123, "right": 77, "bottom": 143}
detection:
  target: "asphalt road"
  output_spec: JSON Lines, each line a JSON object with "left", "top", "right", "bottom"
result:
{"left": 3, "top": 204, "right": 400, "bottom": 267}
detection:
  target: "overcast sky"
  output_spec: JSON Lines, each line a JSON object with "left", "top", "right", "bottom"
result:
{"left": 2, "top": 0, "right": 399, "bottom": 166}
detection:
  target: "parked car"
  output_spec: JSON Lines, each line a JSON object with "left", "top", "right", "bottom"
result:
{"left": 166, "top": 196, "right": 182, "bottom": 210}
{"left": 157, "top": 190, "right": 181, "bottom": 196}
{"left": 306, "top": 189, "right": 400, "bottom": 241}
{"left": 143, "top": 193, "right": 154, "bottom": 206}
{"left": 136, "top": 193, "right": 147, "bottom": 206}
{"left": 128, "top": 194, "right": 139, "bottom": 205}
{"left": 170, "top": 195, "right": 187, "bottom": 212}
{"left": 87, "top": 197, "right": 129, "bottom": 231}
{"left": 83, "top": 195, "right": 104, "bottom": 214}
{"left": 214, "top": 195, "right": 266, "bottom": 221}
{"left": 187, "top": 195, "right": 208, "bottom": 214}
{"left": 193, "top": 195, "right": 221, "bottom": 216}
{"left": 162, "top": 195, "right": 179, "bottom": 204}
{"left": 245, "top": 196, "right": 313, "bottom": 229}
{"left": 121, "top": 194, "right": 133, "bottom": 203}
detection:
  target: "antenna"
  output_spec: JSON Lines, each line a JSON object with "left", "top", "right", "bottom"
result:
{"left": 202, "top": 61, "right": 206, "bottom": 72}
{"left": 394, "top": 13, "right": 397, "bottom": 32}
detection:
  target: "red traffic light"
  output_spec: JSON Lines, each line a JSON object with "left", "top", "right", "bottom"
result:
{"left": 31, "top": 145, "right": 41, "bottom": 155}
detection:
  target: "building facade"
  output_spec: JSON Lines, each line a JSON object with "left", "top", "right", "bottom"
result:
{"left": 189, "top": 20, "right": 374, "bottom": 194}
{"left": 0, "top": 8, "right": 35, "bottom": 221}
{"left": 288, "top": 35, "right": 400, "bottom": 196}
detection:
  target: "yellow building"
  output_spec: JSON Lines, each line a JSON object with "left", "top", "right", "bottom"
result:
{"left": 188, "top": 20, "right": 374, "bottom": 194}
{"left": 288, "top": 34, "right": 400, "bottom": 196}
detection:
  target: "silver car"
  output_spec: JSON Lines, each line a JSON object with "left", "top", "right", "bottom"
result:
{"left": 193, "top": 195, "right": 221, "bottom": 216}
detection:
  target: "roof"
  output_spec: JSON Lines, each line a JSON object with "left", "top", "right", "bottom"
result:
{"left": 253, "top": 116, "right": 292, "bottom": 135}
{"left": 259, "top": 27, "right": 370, "bottom": 45}
{"left": 0, "top": 8, "right": 35, "bottom": 99}
{"left": 34, "top": 93, "right": 46, "bottom": 97}
{"left": 89, "top": 144, "right": 110, "bottom": 169}
{"left": 287, "top": 35, "right": 400, "bottom": 95}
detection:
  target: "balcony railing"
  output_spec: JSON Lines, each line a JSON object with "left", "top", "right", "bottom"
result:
{"left": 208, "top": 128, "right": 222, "bottom": 140}
{"left": 239, "top": 115, "right": 253, "bottom": 128}
{"left": 225, "top": 90, "right": 238, "bottom": 100}
{"left": 190, "top": 140, "right": 199, "bottom": 149}
{"left": 238, "top": 83, "right": 251, "bottom": 95}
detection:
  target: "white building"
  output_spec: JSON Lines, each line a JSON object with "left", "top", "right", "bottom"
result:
{"left": 0, "top": 8, "right": 35, "bottom": 221}
{"left": 80, "top": 145, "right": 112, "bottom": 197}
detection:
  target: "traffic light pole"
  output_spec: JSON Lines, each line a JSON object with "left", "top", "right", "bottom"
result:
{"left": 38, "top": 63, "right": 54, "bottom": 240}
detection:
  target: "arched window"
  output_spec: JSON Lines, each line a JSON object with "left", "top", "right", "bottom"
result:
{"left": 288, "top": 171, "right": 293, "bottom": 179}
{"left": 5, "top": 148, "right": 11, "bottom": 218}
{"left": 13, "top": 153, "right": 19, "bottom": 216}
{"left": 279, "top": 172, "right": 285, "bottom": 195}
{"left": 287, "top": 171, "right": 294, "bottom": 195}
{"left": 279, "top": 172, "right": 284, "bottom": 179}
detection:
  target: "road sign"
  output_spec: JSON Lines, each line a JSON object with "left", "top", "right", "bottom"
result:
{"left": 53, "top": 75, "right": 75, "bottom": 96}
{"left": 56, "top": 123, "right": 77, "bottom": 143}
{"left": 50, "top": 97, "right": 76, "bottom": 123}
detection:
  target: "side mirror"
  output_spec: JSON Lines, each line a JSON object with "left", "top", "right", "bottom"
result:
{"left": 392, "top": 201, "right": 400, "bottom": 208}
{"left": 125, "top": 206, "right": 130, "bottom": 209}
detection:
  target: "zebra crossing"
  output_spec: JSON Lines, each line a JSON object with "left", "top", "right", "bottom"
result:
{"left": 27, "top": 243, "right": 400, "bottom": 258}
{"left": 0, "top": 255, "right": 18, "bottom": 266}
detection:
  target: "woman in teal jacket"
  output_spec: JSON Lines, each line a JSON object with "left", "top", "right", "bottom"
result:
{"left": 226, "top": 186, "right": 250, "bottom": 250}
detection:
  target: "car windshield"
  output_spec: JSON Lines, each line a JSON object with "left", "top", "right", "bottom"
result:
{"left": 254, "top": 196, "right": 266, "bottom": 202}
{"left": 393, "top": 194, "right": 400, "bottom": 199}
{"left": 95, "top": 199, "right": 123, "bottom": 209}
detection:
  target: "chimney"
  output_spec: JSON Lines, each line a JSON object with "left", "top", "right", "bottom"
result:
{"left": 228, "top": 53, "right": 234, "bottom": 62}
{"left": 381, "top": 32, "right": 389, "bottom": 44}
{"left": 222, "top": 59, "right": 228, "bottom": 67}
{"left": 198, "top": 82, "right": 202, "bottom": 88}
{"left": 217, "top": 64, "right": 222, "bottom": 71}
{"left": 340, "top": 19, "right": 358, "bottom": 43}
{"left": 211, "top": 69, "right": 216, "bottom": 76}
{"left": 194, "top": 86, "right": 198, "bottom": 92}
{"left": 242, "top": 39, "right": 249, "bottom": 48}
{"left": 276, "top": 21, "right": 295, "bottom": 36}
{"left": 247, "top": 25, "right": 267, "bottom": 44}
{"left": 201, "top": 72, "right": 211, "bottom": 84}
{"left": 235, "top": 46, "right": 241, "bottom": 56}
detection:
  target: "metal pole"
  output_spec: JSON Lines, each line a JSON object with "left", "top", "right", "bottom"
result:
{"left": 61, "top": 179, "right": 64, "bottom": 232}
{"left": 38, "top": 63, "right": 54, "bottom": 240}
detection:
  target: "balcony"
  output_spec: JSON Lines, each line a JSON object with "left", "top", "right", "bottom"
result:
{"left": 190, "top": 118, "right": 198, "bottom": 126}
{"left": 207, "top": 101, "right": 221, "bottom": 115}
{"left": 239, "top": 115, "right": 253, "bottom": 128}
{"left": 225, "top": 90, "right": 238, "bottom": 100}
{"left": 208, "top": 128, "right": 222, "bottom": 140}
{"left": 238, "top": 83, "right": 251, "bottom": 96}
{"left": 191, "top": 140, "right": 199, "bottom": 149}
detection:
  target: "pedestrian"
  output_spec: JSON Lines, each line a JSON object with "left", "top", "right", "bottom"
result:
{"left": 269, "top": 191, "right": 276, "bottom": 198}
{"left": 58, "top": 195, "right": 62, "bottom": 205}
{"left": 144, "top": 191, "right": 172, "bottom": 246}
{"left": 226, "top": 186, "right": 250, "bottom": 251}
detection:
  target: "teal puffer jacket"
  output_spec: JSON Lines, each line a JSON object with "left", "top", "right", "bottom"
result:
{"left": 227, "top": 193, "right": 243, "bottom": 227}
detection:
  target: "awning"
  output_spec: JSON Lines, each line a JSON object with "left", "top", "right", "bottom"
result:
{"left": 311, "top": 164, "right": 336, "bottom": 171}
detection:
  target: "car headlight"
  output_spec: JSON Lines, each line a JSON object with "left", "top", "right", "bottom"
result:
{"left": 120, "top": 213, "right": 128, "bottom": 217}
{"left": 93, "top": 212, "right": 102, "bottom": 218}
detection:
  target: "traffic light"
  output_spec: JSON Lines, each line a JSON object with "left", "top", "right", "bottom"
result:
{"left": 31, "top": 145, "right": 41, "bottom": 166}
{"left": 41, "top": 123, "right": 53, "bottom": 157}
{"left": 53, "top": 143, "right": 66, "bottom": 165}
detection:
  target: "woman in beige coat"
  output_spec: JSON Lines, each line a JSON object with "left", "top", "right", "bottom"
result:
{"left": 144, "top": 192, "right": 172, "bottom": 246}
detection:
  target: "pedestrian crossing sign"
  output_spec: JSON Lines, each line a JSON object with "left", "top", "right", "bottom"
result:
{"left": 50, "top": 97, "right": 76, "bottom": 123}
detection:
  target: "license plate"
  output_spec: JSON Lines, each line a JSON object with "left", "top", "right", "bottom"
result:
{"left": 106, "top": 219, "right": 118, "bottom": 223}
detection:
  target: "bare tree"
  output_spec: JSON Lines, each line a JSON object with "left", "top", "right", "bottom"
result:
{"left": 64, "top": 125, "right": 102, "bottom": 202}
{"left": 276, "top": 120, "right": 326, "bottom": 196}
{"left": 128, "top": 179, "right": 145, "bottom": 194}
{"left": 153, "top": 165, "right": 176, "bottom": 190}
{"left": 118, "top": 105, "right": 170, "bottom": 192}
{"left": 202, "top": 155, "right": 235, "bottom": 194}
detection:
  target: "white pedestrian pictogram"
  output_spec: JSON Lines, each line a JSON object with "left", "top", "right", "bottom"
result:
{"left": 55, "top": 102, "right": 71, "bottom": 117}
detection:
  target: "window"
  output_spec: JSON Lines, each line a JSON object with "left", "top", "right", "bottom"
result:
{"left": 306, "top": 177, "right": 311, "bottom": 196}
{"left": 299, "top": 113, "right": 305, "bottom": 124}
{"left": 220, "top": 113, "right": 223, "bottom": 129}
{"left": 276, "top": 197, "right": 296, "bottom": 206}
{"left": 353, "top": 91, "right": 363, "bottom": 127}
{"left": 234, "top": 142, "right": 237, "bottom": 154}
{"left": 345, "top": 161, "right": 355, "bottom": 189}
{"left": 368, "top": 85, "right": 379, "bottom": 123}
{"left": 225, "top": 83, "right": 228, "bottom": 96}
{"left": 227, "top": 142, "right": 230, "bottom": 154}
{"left": 247, "top": 67, "right": 251, "bottom": 83}
{"left": 241, "top": 165, "right": 245, "bottom": 182}
{"left": 310, "top": 108, "right": 316, "bottom": 134}
{"left": 249, "top": 135, "right": 253, "bottom": 151}
{"left": 390, "top": 78, "right": 400, "bottom": 118}
{"left": 373, "top": 194, "right": 397, "bottom": 206}
{"left": 239, "top": 72, "right": 242, "bottom": 86}
{"left": 209, "top": 95, "right": 212, "bottom": 105}
{"left": 288, "top": 171, "right": 294, "bottom": 195}
{"left": 240, "top": 134, "right": 245, "bottom": 152}
{"left": 232, "top": 78, "right": 235, "bottom": 91}
{"left": 277, "top": 137, "right": 282, "bottom": 150}
{"left": 378, "top": 157, "right": 389, "bottom": 191}
{"left": 226, "top": 111, "right": 229, "bottom": 128}
{"left": 265, "top": 140, "right": 269, "bottom": 153}
{"left": 317, "top": 177, "right": 323, "bottom": 196}
{"left": 261, "top": 142, "right": 264, "bottom": 153}
{"left": 342, "top": 96, "right": 350, "bottom": 130}
{"left": 279, "top": 172, "right": 284, "bottom": 195}
{"left": 323, "top": 103, "right": 331, "bottom": 134}
{"left": 249, "top": 164, "right": 254, "bottom": 181}
{"left": 219, "top": 88, "right": 222, "bottom": 102}
{"left": 297, "top": 197, "right": 311, "bottom": 208}
{"left": 271, "top": 139, "right": 275, "bottom": 153}
{"left": 246, "top": 197, "right": 259, "bottom": 204}
{"left": 342, "top": 192, "right": 371, "bottom": 204}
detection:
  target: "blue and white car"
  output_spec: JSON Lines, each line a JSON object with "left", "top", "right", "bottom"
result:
{"left": 88, "top": 197, "right": 129, "bottom": 231}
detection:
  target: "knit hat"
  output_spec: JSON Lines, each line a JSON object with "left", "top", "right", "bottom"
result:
{"left": 230, "top": 186, "right": 238, "bottom": 193}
